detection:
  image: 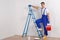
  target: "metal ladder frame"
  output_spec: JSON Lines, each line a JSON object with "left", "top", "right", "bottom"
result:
{"left": 22, "top": 5, "right": 43, "bottom": 38}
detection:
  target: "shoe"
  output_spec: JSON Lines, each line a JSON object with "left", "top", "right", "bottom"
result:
{"left": 38, "top": 28, "right": 42, "bottom": 31}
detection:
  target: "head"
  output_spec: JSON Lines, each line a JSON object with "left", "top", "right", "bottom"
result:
{"left": 41, "top": 2, "right": 45, "bottom": 8}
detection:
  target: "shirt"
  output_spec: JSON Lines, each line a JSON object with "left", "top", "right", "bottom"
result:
{"left": 38, "top": 7, "right": 49, "bottom": 18}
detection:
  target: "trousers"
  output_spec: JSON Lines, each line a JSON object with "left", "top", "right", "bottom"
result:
{"left": 35, "top": 15, "right": 49, "bottom": 36}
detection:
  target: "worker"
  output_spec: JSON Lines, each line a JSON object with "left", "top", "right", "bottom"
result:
{"left": 30, "top": 2, "right": 50, "bottom": 37}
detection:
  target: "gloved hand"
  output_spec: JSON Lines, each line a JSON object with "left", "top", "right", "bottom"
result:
{"left": 28, "top": 5, "right": 32, "bottom": 7}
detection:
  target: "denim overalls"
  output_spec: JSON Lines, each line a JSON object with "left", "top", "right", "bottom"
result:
{"left": 35, "top": 8, "right": 49, "bottom": 36}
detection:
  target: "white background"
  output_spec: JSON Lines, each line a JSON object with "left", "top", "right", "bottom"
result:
{"left": 0, "top": 0, "right": 17, "bottom": 39}
{"left": 0, "top": 0, "right": 60, "bottom": 39}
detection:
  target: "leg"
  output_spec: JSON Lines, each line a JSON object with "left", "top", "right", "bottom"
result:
{"left": 43, "top": 21, "right": 48, "bottom": 36}
{"left": 42, "top": 15, "right": 48, "bottom": 36}
{"left": 35, "top": 19, "right": 42, "bottom": 28}
{"left": 42, "top": 21, "right": 48, "bottom": 40}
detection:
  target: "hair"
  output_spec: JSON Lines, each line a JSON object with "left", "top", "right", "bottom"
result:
{"left": 41, "top": 2, "right": 45, "bottom": 5}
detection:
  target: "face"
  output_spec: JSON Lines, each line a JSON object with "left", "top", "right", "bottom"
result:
{"left": 41, "top": 4, "right": 45, "bottom": 8}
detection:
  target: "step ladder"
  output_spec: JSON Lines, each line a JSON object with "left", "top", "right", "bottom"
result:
{"left": 22, "top": 5, "right": 43, "bottom": 38}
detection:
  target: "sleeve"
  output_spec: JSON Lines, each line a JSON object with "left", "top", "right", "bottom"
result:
{"left": 45, "top": 8, "right": 50, "bottom": 15}
{"left": 46, "top": 9, "right": 50, "bottom": 14}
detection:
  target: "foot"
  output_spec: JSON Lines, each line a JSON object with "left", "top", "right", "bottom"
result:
{"left": 43, "top": 35, "right": 47, "bottom": 40}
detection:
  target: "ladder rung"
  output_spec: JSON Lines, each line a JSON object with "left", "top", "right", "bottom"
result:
{"left": 32, "top": 18, "right": 35, "bottom": 19}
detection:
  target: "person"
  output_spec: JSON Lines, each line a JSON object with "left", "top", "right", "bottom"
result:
{"left": 31, "top": 2, "right": 50, "bottom": 37}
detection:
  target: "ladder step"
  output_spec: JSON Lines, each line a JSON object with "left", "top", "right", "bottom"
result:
{"left": 32, "top": 18, "right": 35, "bottom": 19}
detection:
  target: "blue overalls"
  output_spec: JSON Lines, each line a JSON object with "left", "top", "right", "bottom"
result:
{"left": 35, "top": 8, "right": 49, "bottom": 36}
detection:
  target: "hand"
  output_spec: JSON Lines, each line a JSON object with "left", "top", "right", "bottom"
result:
{"left": 28, "top": 5, "right": 32, "bottom": 7}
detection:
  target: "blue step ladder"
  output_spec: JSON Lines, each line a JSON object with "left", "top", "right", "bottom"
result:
{"left": 22, "top": 5, "right": 43, "bottom": 38}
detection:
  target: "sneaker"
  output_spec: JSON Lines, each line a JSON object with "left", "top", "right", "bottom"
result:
{"left": 38, "top": 28, "right": 42, "bottom": 31}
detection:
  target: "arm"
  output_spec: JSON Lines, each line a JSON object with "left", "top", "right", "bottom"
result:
{"left": 32, "top": 5, "right": 39, "bottom": 9}
{"left": 46, "top": 9, "right": 50, "bottom": 21}
{"left": 47, "top": 13, "right": 50, "bottom": 22}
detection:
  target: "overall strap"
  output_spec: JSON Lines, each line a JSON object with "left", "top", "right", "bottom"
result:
{"left": 41, "top": 8, "right": 46, "bottom": 15}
